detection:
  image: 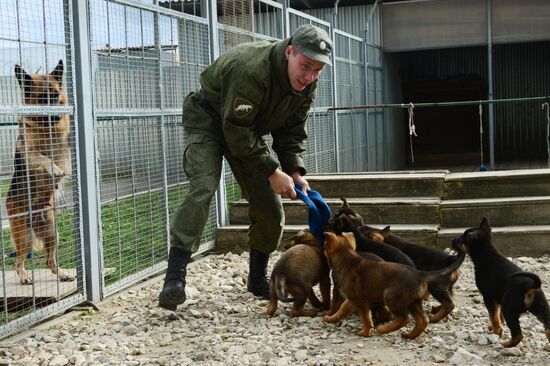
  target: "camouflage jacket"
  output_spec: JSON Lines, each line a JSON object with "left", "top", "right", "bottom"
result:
{"left": 183, "top": 38, "right": 317, "bottom": 177}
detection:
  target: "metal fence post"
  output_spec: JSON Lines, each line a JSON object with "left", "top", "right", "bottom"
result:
{"left": 487, "top": 0, "right": 495, "bottom": 170}
{"left": 205, "top": 0, "right": 228, "bottom": 227}
{"left": 72, "top": 0, "right": 102, "bottom": 302}
{"left": 331, "top": 26, "right": 340, "bottom": 172}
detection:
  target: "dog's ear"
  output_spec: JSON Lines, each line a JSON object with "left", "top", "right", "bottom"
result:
{"left": 14, "top": 64, "right": 33, "bottom": 95}
{"left": 285, "top": 229, "right": 306, "bottom": 249}
{"left": 324, "top": 232, "right": 339, "bottom": 255}
{"left": 340, "top": 197, "right": 350, "bottom": 208}
{"left": 380, "top": 226, "right": 391, "bottom": 238}
{"left": 50, "top": 59, "right": 64, "bottom": 82}
{"left": 288, "top": 229, "right": 305, "bottom": 242}
{"left": 342, "top": 232, "right": 356, "bottom": 250}
{"left": 480, "top": 217, "right": 491, "bottom": 236}
{"left": 351, "top": 213, "right": 364, "bottom": 226}
{"left": 368, "top": 229, "right": 385, "bottom": 243}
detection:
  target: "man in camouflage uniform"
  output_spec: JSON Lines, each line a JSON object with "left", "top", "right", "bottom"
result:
{"left": 159, "top": 24, "right": 333, "bottom": 310}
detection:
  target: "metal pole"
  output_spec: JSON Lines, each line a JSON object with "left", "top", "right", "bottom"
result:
{"left": 72, "top": 0, "right": 102, "bottom": 302}
{"left": 364, "top": 29, "right": 370, "bottom": 171}
{"left": 327, "top": 96, "right": 550, "bottom": 111}
{"left": 282, "top": 0, "right": 290, "bottom": 38}
{"left": 487, "top": 0, "right": 495, "bottom": 169}
{"left": 330, "top": 32, "right": 340, "bottom": 172}
{"left": 153, "top": 12, "right": 170, "bottom": 254}
{"left": 206, "top": 0, "right": 227, "bottom": 227}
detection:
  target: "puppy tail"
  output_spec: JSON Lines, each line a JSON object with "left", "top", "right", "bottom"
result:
{"left": 274, "top": 275, "right": 293, "bottom": 302}
{"left": 424, "top": 252, "right": 466, "bottom": 282}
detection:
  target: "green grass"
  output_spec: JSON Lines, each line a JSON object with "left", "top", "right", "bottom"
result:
{"left": 1, "top": 180, "right": 242, "bottom": 322}
{"left": 101, "top": 189, "right": 166, "bottom": 285}
{"left": 1, "top": 179, "right": 10, "bottom": 195}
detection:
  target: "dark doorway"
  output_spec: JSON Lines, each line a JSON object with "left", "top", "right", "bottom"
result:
{"left": 396, "top": 46, "right": 488, "bottom": 167}
{"left": 403, "top": 77, "right": 487, "bottom": 166}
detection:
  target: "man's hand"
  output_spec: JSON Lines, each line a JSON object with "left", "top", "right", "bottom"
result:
{"left": 268, "top": 169, "right": 297, "bottom": 199}
{"left": 291, "top": 171, "right": 310, "bottom": 193}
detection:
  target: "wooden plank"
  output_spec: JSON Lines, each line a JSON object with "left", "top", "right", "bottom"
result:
{"left": 0, "top": 268, "right": 116, "bottom": 312}
{"left": 2, "top": 269, "right": 79, "bottom": 299}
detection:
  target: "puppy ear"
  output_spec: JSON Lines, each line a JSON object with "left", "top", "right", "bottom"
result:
{"left": 50, "top": 59, "right": 64, "bottom": 82}
{"left": 352, "top": 213, "right": 364, "bottom": 226}
{"left": 342, "top": 232, "right": 356, "bottom": 250}
{"left": 288, "top": 229, "right": 305, "bottom": 241}
{"left": 380, "top": 226, "right": 391, "bottom": 238}
{"left": 340, "top": 197, "right": 349, "bottom": 208}
{"left": 480, "top": 217, "right": 491, "bottom": 235}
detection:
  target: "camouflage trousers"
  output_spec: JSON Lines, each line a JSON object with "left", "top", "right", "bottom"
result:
{"left": 170, "top": 133, "right": 284, "bottom": 255}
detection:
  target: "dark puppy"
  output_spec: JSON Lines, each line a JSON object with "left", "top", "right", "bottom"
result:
{"left": 453, "top": 217, "right": 550, "bottom": 348}
{"left": 324, "top": 232, "right": 465, "bottom": 339}
{"left": 364, "top": 225, "right": 462, "bottom": 322}
{"left": 266, "top": 229, "right": 330, "bottom": 317}
{"left": 327, "top": 198, "right": 415, "bottom": 268}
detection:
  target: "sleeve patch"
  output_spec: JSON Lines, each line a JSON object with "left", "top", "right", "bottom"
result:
{"left": 233, "top": 97, "right": 255, "bottom": 118}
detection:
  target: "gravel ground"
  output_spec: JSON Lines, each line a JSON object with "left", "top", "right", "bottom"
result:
{"left": 1, "top": 251, "right": 550, "bottom": 366}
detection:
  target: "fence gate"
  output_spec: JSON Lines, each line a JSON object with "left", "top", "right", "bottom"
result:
{"left": 0, "top": 0, "right": 85, "bottom": 338}
{"left": 88, "top": 0, "right": 213, "bottom": 297}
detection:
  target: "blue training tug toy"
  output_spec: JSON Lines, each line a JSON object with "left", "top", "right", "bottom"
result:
{"left": 294, "top": 185, "right": 332, "bottom": 245}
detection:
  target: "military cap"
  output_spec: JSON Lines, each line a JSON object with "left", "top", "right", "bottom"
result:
{"left": 291, "top": 24, "right": 333, "bottom": 66}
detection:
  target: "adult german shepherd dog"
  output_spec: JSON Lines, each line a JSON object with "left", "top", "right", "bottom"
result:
{"left": 6, "top": 60, "right": 74, "bottom": 285}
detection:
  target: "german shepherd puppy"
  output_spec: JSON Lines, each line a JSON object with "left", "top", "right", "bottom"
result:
{"left": 452, "top": 217, "right": 550, "bottom": 348}
{"left": 265, "top": 229, "right": 330, "bottom": 317}
{"left": 324, "top": 198, "right": 415, "bottom": 319}
{"left": 324, "top": 232, "right": 465, "bottom": 339}
{"left": 6, "top": 60, "right": 73, "bottom": 285}
{"left": 363, "top": 225, "right": 462, "bottom": 323}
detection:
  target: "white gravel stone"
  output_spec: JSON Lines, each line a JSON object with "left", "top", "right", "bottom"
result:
{"left": 449, "top": 347, "right": 483, "bottom": 365}
{"left": 1, "top": 253, "right": 550, "bottom": 365}
{"left": 500, "top": 347, "right": 523, "bottom": 356}
{"left": 48, "top": 355, "right": 69, "bottom": 366}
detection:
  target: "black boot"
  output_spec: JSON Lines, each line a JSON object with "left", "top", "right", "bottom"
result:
{"left": 247, "top": 248, "right": 270, "bottom": 299}
{"left": 159, "top": 247, "right": 191, "bottom": 310}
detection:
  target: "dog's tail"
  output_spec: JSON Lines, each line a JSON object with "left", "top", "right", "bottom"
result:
{"left": 422, "top": 252, "right": 466, "bottom": 282}
{"left": 273, "top": 275, "right": 293, "bottom": 302}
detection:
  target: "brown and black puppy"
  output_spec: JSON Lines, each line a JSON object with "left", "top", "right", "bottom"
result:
{"left": 325, "top": 198, "right": 415, "bottom": 319}
{"left": 452, "top": 217, "right": 550, "bottom": 348}
{"left": 326, "top": 245, "right": 391, "bottom": 324}
{"left": 6, "top": 60, "right": 73, "bottom": 285}
{"left": 265, "top": 229, "right": 330, "bottom": 317}
{"left": 364, "top": 225, "right": 462, "bottom": 323}
{"left": 323, "top": 232, "right": 465, "bottom": 339}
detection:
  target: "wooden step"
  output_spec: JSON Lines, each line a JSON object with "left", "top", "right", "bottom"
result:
{"left": 441, "top": 196, "right": 550, "bottom": 227}
{"left": 230, "top": 197, "right": 441, "bottom": 225}
{"left": 306, "top": 171, "right": 448, "bottom": 198}
{"left": 217, "top": 224, "right": 550, "bottom": 257}
{"left": 437, "top": 225, "right": 550, "bottom": 257}
{"left": 215, "top": 224, "right": 440, "bottom": 254}
{"left": 444, "top": 168, "right": 550, "bottom": 199}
